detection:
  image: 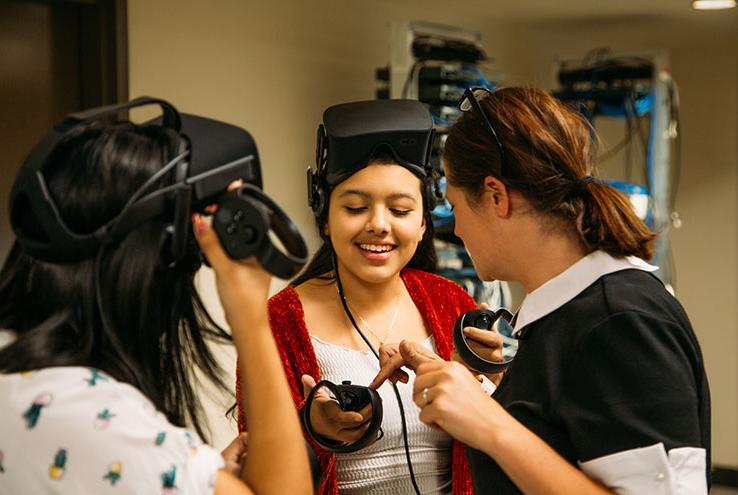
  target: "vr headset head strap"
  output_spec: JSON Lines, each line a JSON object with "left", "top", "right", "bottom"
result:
{"left": 10, "top": 97, "right": 184, "bottom": 263}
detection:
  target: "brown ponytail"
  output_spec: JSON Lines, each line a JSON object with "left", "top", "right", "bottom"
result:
{"left": 443, "top": 86, "right": 655, "bottom": 260}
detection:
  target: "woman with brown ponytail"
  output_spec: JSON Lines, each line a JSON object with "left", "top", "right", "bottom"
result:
{"left": 371, "top": 87, "right": 711, "bottom": 494}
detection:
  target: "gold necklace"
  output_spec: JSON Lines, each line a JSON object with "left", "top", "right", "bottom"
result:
{"left": 341, "top": 288, "right": 401, "bottom": 346}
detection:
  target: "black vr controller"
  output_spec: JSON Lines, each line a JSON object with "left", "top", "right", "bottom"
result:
{"left": 302, "top": 380, "right": 383, "bottom": 454}
{"left": 453, "top": 308, "right": 516, "bottom": 373}
{"left": 212, "top": 183, "right": 307, "bottom": 279}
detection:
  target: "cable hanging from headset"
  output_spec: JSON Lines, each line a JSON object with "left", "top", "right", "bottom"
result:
{"left": 116, "top": 150, "right": 191, "bottom": 219}
{"left": 333, "top": 256, "right": 422, "bottom": 495}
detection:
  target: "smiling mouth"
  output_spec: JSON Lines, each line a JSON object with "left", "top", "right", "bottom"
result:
{"left": 357, "top": 243, "right": 396, "bottom": 253}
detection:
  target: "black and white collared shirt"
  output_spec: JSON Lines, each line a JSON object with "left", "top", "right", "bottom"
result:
{"left": 467, "top": 250, "right": 710, "bottom": 494}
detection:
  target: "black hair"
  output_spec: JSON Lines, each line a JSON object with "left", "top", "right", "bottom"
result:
{"left": 0, "top": 123, "right": 231, "bottom": 441}
{"left": 292, "top": 150, "right": 437, "bottom": 286}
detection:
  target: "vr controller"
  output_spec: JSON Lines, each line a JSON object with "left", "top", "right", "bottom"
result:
{"left": 213, "top": 184, "right": 307, "bottom": 279}
{"left": 453, "top": 308, "right": 516, "bottom": 373}
{"left": 302, "top": 380, "right": 383, "bottom": 453}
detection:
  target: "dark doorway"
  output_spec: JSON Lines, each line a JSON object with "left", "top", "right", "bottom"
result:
{"left": 0, "top": 0, "right": 128, "bottom": 259}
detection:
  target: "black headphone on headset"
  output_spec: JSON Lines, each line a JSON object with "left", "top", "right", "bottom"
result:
{"left": 9, "top": 96, "right": 307, "bottom": 278}
{"left": 307, "top": 99, "right": 444, "bottom": 218}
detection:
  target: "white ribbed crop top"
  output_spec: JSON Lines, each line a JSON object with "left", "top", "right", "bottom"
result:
{"left": 311, "top": 335, "right": 453, "bottom": 494}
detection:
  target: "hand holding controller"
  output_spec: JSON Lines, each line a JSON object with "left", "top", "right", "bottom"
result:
{"left": 334, "top": 380, "right": 374, "bottom": 412}
{"left": 301, "top": 379, "right": 384, "bottom": 453}
{"left": 453, "top": 308, "right": 515, "bottom": 373}
{"left": 211, "top": 183, "right": 308, "bottom": 279}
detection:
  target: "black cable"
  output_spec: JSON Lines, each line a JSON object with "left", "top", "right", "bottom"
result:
{"left": 333, "top": 260, "right": 422, "bottom": 495}
{"left": 667, "top": 78, "right": 682, "bottom": 290}
{"left": 668, "top": 79, "right": 682, "bottom": 213}
{"left": 623, "top": 92, "right": 651, "bottom": 193}
{"left": 402, "top": 61, "right": 420, "bottom": 99}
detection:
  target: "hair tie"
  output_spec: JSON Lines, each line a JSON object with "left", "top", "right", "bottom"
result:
{"left": 569, "top": 175, "right": 596, "bottom": 198}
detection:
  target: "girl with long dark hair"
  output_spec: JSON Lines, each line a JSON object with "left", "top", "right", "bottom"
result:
{"left": 0, "top": 121, "right": 311, "bottom": 494}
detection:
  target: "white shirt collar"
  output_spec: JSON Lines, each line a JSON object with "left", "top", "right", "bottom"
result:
{"left": 513, "top": 250, "right": 658, "bottom": 335}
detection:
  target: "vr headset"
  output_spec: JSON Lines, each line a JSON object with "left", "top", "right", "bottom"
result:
{"left": 9, "top": 96, "right": 307, "bottom": 279}
{"left": 307, "top": 99, "right": 443, "bottom": 217}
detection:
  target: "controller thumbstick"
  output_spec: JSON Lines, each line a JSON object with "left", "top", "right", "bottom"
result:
{"left": 342, "top": 380, "right": 351, "bottom": 385}
{"left": 242, "top": 226, "right": 257, "bottom": 243}
{"left": 476, "top": 314, "right": 493, "bottom": 328}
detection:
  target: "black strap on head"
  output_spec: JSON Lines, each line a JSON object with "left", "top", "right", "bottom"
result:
{"left": 9, "top": 97, "right": 184, "bottom": 263}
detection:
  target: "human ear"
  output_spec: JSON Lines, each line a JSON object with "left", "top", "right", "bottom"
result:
{"left": 483, "top": 176, "right": 510, "bottom": 217}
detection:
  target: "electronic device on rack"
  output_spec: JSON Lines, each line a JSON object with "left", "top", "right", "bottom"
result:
{"left": 411, "top": 35, "right": 486, "bottom": 63}
{"left": 374, "top": 21, "right": 498, "bottom": 243}
{"left": 554, "top": 48, "right": 680, "bottom": 290}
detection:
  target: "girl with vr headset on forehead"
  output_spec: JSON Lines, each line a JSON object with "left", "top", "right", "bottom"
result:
{"left": 235, "top": 100, "right": 501, "bottom": 494}
{"left": 372, "top": 87, "right": 711, "bottom": 494}
{"left": 0, "top": 109, "right": 312, "bottom": 494}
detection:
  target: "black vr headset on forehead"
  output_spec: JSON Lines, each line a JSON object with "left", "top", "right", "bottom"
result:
{"left": 9, "top": 96, "right": 307, "bottom": 279}
{"left": 307, "top": 99, "right": 443, "bottom": 217}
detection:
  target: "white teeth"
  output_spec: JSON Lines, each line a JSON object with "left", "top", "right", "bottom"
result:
{"left": 359, "top": 244, "right": 394, "bottom": 252}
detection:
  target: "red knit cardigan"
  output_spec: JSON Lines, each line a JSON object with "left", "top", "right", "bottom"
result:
{"left": 237, "top": 268, "right": 476, "bottom": 494}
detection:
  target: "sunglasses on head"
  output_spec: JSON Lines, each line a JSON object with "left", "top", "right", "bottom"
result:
{"left": 458, "top": 87, "right": 506, "bottom": 176}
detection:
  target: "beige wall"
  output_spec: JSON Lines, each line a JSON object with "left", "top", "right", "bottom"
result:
{"left": 128, "top": 0, "right": 738, "bottom": 465}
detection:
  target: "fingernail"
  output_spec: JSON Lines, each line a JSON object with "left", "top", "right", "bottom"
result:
{"left": 192, "top": 214, "right": 206, "bottom": 234}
